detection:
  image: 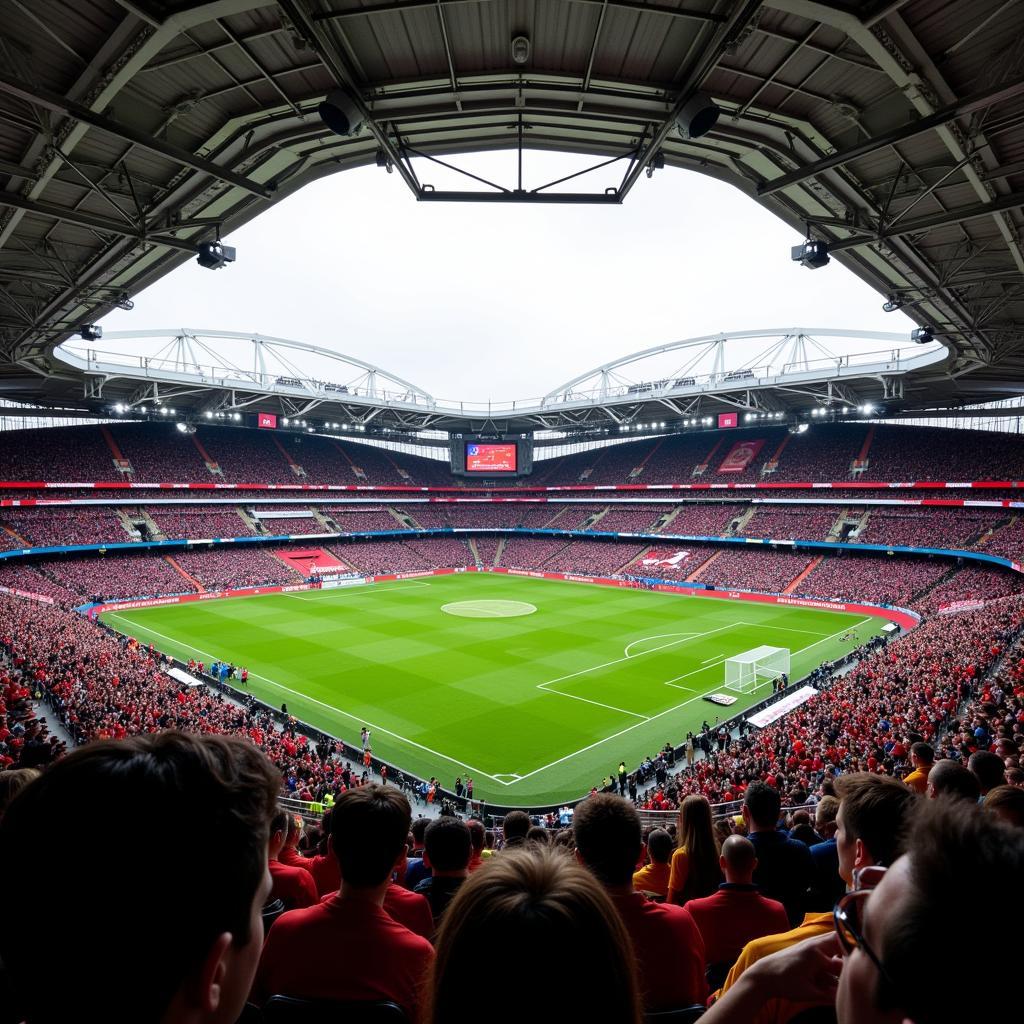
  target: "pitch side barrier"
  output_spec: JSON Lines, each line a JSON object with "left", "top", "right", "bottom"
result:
{"left": 5, "top": 525, "right": 1020, "bottom": 581}
{"left": 4, "top": 479, "right": 1024, "bottom": 492}
{"left": 4, "top": 495, "right": 1024, "bottom": 510}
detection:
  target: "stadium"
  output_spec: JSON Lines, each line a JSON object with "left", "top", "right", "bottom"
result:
{"left": 1, "top": 3, "right": 1023, "bottom": 1024}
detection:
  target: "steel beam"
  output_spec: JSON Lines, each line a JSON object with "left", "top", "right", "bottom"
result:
{"left": 0, "top": 70, "right": 274, "bottom": 201}
{"left": 759, "top": 75, "right": 1024, "bottom": 196}
{"left": 0, "top": 191, "right": 199, "bottom": 254}
{"left": 827, "top": 191, "right": 1024, "bottom": 253}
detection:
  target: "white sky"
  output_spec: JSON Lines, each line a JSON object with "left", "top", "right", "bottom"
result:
{"left": 98, "top": 151, "right": 916, "bottom": 403}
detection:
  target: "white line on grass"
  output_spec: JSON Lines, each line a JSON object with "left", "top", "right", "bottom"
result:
{"left": 105, "top": 612, "right": 513, "bottom": 786}
{"left": 512, "top": 616, "right": 877, "bottom": 785}
{"left": 285, "top": 582, "right": 431, "bottom": 601}
{"left": 537, "top": 689, "right": 651, "bottom": 720}
{"left": 623, "top": 633, "right": 699, "bottom": 658}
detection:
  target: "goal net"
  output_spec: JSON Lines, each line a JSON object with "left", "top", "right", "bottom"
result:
{"left": 724, "top": 645, "right": 791, "bottom": 693}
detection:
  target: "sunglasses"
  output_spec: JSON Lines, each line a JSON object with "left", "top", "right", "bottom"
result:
{"left": 833, "top": 865, "right": 897, "bottom": 989}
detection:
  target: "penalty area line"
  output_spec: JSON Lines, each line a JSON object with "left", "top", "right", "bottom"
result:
{"left": 104, "top": 613, "right": 513, "bottom": 787}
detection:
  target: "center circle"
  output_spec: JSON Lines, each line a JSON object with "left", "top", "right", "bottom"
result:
{"left": 441, "top": 599, "right": 537, "bottom": 619}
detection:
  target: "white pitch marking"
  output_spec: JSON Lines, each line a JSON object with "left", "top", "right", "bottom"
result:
{"left": 512, "top": 616, "right": 878, "bottom": 785}
{"left": 104, "top": 612, "right": 513, "bottom": 786}
{"left": 537, "top": 688, "right": 651, "bottom": 720}
{"left": 623, "top": 633, "right": 700, "bottom": 658}
{"left": 285, "top": 582, "right": 431, "bottom": 601}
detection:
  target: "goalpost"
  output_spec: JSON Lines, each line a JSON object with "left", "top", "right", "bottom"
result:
{"left": 724, "top": 645, "right": 791, "bottom": 693}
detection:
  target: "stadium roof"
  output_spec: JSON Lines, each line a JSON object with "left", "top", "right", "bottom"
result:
{"left": 1, "top": 0, "right": 1023, "bottom": 431}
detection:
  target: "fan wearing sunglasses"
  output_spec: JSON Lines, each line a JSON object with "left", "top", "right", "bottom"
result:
{"left": 700, "top": 796, "right": 1024, "bottom": 1024}
{"left": 714, "top": 774, "right": 917, "bottom": 1024}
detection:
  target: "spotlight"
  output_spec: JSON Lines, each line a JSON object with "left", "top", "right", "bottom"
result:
{"left": 113, "top": 403, "right": 124, "bottom": 414}
{"left": 175, "top": 422, "right": 188, "bottom": 434}
{"left": 79, "top": 324, "right": 102, "bottom": 341}
{"left": 282, "top": 418, "right": 290, "bottom": 426}
{"left": 232, "top": 412, "right": 241, "bottom": 421}
{"left": 138, "top": 406, "right": 147, "bottom": 414}
{"left": 882, "top": 296, "right": 904, "bottom": 313}
{"left": 861, "top": 403, "right": 874, "bottom": 415}
{"left": 160, "top": 407, "right": 169, "bottom": 415}
{"left": 204, "top": 410, "right": 213, "bottom": 419}
{"left": 318, "top": 89, "right": 363, "bottom": 136}
{"left": 196, "top": 241, "right": 236, "bottom": 270}
{"left": 791, "top": 238, "right": 829, "bottom": 269}
{"left": 911, "top": 326, "right": 934, "bottom": 344}
{"left": 676, "top": 92, "right": 720, "bottom": 140}
{"left": 511, "top": 34, "right": 531, "bottom": 66}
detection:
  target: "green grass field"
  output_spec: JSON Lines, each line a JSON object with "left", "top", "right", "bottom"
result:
{"left": 101, "top": 573, "right": 884, "bottom": 806}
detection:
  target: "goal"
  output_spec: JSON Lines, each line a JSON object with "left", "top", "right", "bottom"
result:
{"left": 724, "top": 645, "right": 791, "bottom": 693}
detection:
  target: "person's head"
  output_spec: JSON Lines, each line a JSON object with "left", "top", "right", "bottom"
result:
{"left": 675, "top": 795, "right": 721, "bottom": 897}
{"left": 836, "top": 798, "right": 1024, "bottom": 1024}
{"left": 268, "top": 808, "right": 290, "bottom": 860}
{"left": 467, "top": 818, "right": 485, "bottom": 855}
{"left": 284, "top": 812, "right": 303, "bottom": 848}
{"left": 968, "top": 750, "right": 1006, "bottom": 794}
{"left": 742, "top": 781, "right": 781, "bottom": 830}
{"left": 0, "top": 768, "right": 40, "bottom": 820}
{"left": 527, "top": 824, "right": 550, "bottom": 845}
{"left": 573, "top": 794, "right": 642, "bottom": 887}
{"left": 502, "top": 809, "right": 531, "bottom": 845}
{"left": 426, "top": 848, "right": 641, "bottom": 1024}
{"left": 411, "top": 815, "right": 430, "bottom": 850}
{"left": 329, "top": 785, "right": 411, "bottom": 889}
{"left": 423, "top": 816, "right": 472, "bottom": 876}
{"left": 0, "top": 732, "right": 279, "bottom": 1024}
{"left": 909, "top": 742, "right": 934, "bottom": 769}
{"left": 834, "top": 774, "right": 918, "bottom": 886}
{"left": 925, "top": 759, "right": 980, "bottom": 802}
{"left": 719, "top": 834, "right": 757, "bottom": 884}
{"left": 645, "top": 828, "right": 673, "bottom": 865}
{"left": 814, "top": 795, "right": 840, "bottom": 837}
{"left": 983, "top": 784, "right": 1024, "bottom": 828}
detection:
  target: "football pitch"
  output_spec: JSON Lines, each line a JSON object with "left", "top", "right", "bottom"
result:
{"left": 101, "top": 573, "right": 885, "bottom": 806}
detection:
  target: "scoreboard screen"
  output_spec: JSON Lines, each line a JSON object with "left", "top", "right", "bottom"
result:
{"left": 465, "top": 443, "right": 517, "bottom": 473}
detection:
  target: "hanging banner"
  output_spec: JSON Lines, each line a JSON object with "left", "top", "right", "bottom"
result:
{"left": 719, "top": 438, "right": 765, "bottom": 474}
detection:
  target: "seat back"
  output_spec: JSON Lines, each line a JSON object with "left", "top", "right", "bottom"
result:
{"left": 263, "top": 995, "right": 408, "bottom": 1024}
{"left": 644, "top": 1004, "right": 706, "bottom": 1024}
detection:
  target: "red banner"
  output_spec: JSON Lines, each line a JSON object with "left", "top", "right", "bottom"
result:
{"left": 257, "top": 412, "right": 278, "bottom": 429}
{"left": 718, "top": 439, "right": 764, "bottom": 474}
{"left": 718, "top": 412, "right": 738, "bottom": 429}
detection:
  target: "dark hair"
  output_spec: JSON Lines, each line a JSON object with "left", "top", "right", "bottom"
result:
{"left": 573, "top": 794, "right": 642, "bottom": 886}
{"left": 0, "top": 732, "right": 278, "bottom": 1023}
{"left": 502, "top": 809, "right": 531, "bottom": 843}
{"left": 835, "top": 773, "right": 917, "bottom": 867}
{"left": 527, "top": 825, "right": 550, "bottom": 845}
{"left": 910, "top": 742, "right": 934, "bottom": 765}
{"left": 329, "top": 785, "right": 411, "bottom": 887}
{"left": 411, "top": 816, "right": 431, "bottom": 844}
{"left": 983, "top": 784, "right": 1024, "bottom": 828}
{"left": 927, "top": 759, "right": 980, "bottom": 801}
{"left": 968, "top": 750, "right": 1006, "bottom": 792}
{"left": 646, "top": 828, "right": 673, "bottom": 864}
{"left": 425, "top": 816, "right": 472, "bottom": 872}
{"left": 426, "top": 849, "right": 641, "bottom": 1024}
{"left": 880, "top": 798, "right": 1024, "bottom": 1023}
{"left": 743, "top": 781, "right": 781, "bottom": 827}
{"left": 467, "top": 818, "right": 485, "bottom": 851}
{"left": 270, "top": 807, "right": 291, "bottom": 836}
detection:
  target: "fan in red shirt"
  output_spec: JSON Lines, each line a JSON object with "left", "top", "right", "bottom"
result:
{"left": 251, "top": 785, "right": 433, "bottom": 1019}
{"left": 266, "top": 809, "right": 317, "bottom": 910}
{"left": 574, "top": 794, "right": 706, "bottom": 1012}
{"left": 684, "top": 835, "right": 790, "bottom": 981}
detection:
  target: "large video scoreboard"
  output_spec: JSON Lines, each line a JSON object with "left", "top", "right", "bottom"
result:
{"left": 449, "top": 434, "right": 534, "bottom": 478}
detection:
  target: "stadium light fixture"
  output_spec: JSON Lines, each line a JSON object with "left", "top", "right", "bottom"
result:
{"left": 195, "top": 241, "right": 236, "bottom": 270}
{"left": 911, "top": 326, "right": 934, "bottom": 344}
{"left": 318, "top": 89, "right": 364, "bottom": 136}
{"left": 175, "top": 422, "right": 188, "bottom": 433}
{"left": 232, "top": 413, "right": 241, "bottom": 421}
{"left": 113, "top": 403, "right": 124, "bottom": 414}
{"left": 204, "top": 411, "right": 213, "bottom": 419}
{"left": 78, "top": 324, "right": 102, "bottom": 341}
{"left": 791, "top": 238, "right": 829, "bottom": 269}
{"left": 511, "top": 34, "right": 531, "bottom": 66}
{"left": 138, "top": 406, "right": 147, "bottom": 414}
{"left": 676, "top": 92, "right": 720, "bottom": 140}
{"left": 282, "top": 418, "right": 289, "bottom": 426}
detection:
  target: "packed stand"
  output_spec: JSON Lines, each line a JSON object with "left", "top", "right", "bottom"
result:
{"left": 770, "top": 423, "right": 865, "bottom": 479}
{"left": 500, "top": 537, "right": 572, "bottom": 569}
{"left": 740, "top": 507, "right": 839, "bottom": 540}
{"left": 474, "top": 537, "right": 501, "bottom": 567}
{"left": 110, "top": 423, "right": 211, "bottom": 481}
{"left": 0, "top": 425, "right": 115, "bottom": 481}
{"left": 913, "top": 566, "right": 1024, "bottom": 615}
{"left": 336, "top": 541, "right": 433, "bottom": 575}
{"left": 325, "top": 506, "right": 401, "bottom": 531}
{"left": 173, "top": 548, "right": 301, "bottom": 591}
{"left": 797, "top": 554, "right": 949, "bottom": 606}
{"left": 589, "top": 505, "right": 664, "bottom": 533}
{"left": 41, "top": 553, "right": 196, "bottom": 601}
{"left": 403, "top": 537, "right": 473, "bottom": 567}
{"left": 857, "top": 506, "right": 1000, "bottom": 548}
{"left": 669, "top": 503, "right": 745, "bottom": 535}
{"left": 976, "top": 515, "right": 1024, "bottom": 562}
{"left": 0, "top": 564, "right": 81, "bottom": 606}
{"left": 0, "top": 508, "right": 130, "bottom": 547}
{"left": 543, "top": 541, "right": 648, "bottom": 575}
{"left": 697, "top": 547, "right": 814, "bottom": 593}
{"left": 149, "top": 508, "right": 255, "bottom": 539}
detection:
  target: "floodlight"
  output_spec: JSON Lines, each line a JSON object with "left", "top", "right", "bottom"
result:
{"left": 318, "top": 89, "right": 363, "bottom": 136}
{"left": 511, "top": 35, "right": 531, "bottom": 65}
{"left": 232, "top": 412, "right": 241, "bottom": 421}
{"left": 196, "top": 241, "right": 236, "bottom": 269}
{"left": 204, "top": 410, "right": 213, "bottom": 419}
{"left": 911, "top": 326, "right": 934, "bottom": 344}
{"left": 676, "top": 92, "right": 720, "bottom": 140}
{"left": 791, "top": 238, "right": 829, "bottom": 269}
{"left": 160, "top": 407, "right": 169, "bottom": 415}
{"left": 138, "top": 406, "right": 147, "bottom": 414}
{"left": 113, "top": 403, "right": 124, "bottom": 414}
{"left": 882, "top": 296, "right": 904, "bottom": 313}
{"left": 79, "top": 324, "right": 102, "bottom": 341}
